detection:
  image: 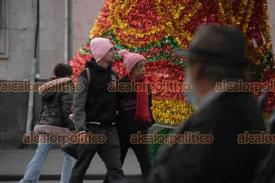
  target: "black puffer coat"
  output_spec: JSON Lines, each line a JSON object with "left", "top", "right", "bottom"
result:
{"left": 37, "top": 79, "right": 74, "bottom": 130}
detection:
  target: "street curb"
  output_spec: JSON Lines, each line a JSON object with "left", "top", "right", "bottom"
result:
{"left": 0, "top": 175, "right": 141, "bottom": 181}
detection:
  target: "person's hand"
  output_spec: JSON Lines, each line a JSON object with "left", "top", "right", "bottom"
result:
{"left": 69, "top": 114, "right": 74, "bottom": 121}
{"left": 77, "top": 131, "right": 87, "bottom": 144}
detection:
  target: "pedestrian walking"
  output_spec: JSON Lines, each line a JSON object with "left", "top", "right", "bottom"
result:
{"left": 19, "top": 63, "right": 75, "bottom": 183}
{"left": 69, "top": 38, "right": 125, "bottom": 183}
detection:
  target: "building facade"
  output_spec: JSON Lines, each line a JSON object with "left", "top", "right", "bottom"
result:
{"left": 0, "top": 0, "right": 103, "bottom": 147}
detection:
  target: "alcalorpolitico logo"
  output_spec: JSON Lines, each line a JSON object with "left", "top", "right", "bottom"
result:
{"left": 238, "top": 131, "right": 275, "bottom": 144}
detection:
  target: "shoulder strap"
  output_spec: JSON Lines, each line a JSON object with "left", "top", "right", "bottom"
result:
{"left": 85, "top": 67, "right": 91, "bottom": 83}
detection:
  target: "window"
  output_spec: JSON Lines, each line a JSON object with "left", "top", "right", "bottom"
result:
{"left": 0, "top": 0, "right": 9, "bottom": 58}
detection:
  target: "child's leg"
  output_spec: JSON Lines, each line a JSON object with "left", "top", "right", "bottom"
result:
{"left": 131, "top": 136, "right": 152, "bottom": 177}
{"left": 60, "top": 150, "right": 75, "bottom": 183}
{"left": 19, "top": 142, "right": 53, "bottom": 183}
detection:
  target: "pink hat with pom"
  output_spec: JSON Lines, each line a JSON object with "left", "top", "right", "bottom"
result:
{"left": 118, "top": 49, "right": 146, "bottom": 73}
{"left": 90, "top": 37, "right": 114, "bottom": 62}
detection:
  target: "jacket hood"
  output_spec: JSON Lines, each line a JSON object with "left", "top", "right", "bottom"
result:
{"left": 39, "top": 77, "right": 71, "bottom": 103}
{"left": 39, "top": 77, "right": 71, "bottom": 94}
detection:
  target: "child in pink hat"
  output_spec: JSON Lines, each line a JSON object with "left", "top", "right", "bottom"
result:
{"left": 103, "top": 49, "right": 154, "bottom": 182}
{"left": 118, "top": 49, "right": 147, "bottom": 78}
{"left": 118, "top": 49, "right": 152, "bottom": 121}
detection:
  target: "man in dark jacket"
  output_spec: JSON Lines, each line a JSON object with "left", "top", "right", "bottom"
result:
{"left": 144, "top": 25, "right": 268, "bottom": 183}
{"left": 70, "top": 38, "right": 125, "bottom": 183}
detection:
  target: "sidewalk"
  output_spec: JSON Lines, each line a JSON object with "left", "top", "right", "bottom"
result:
{"left": 1, "top": 182, "right": 101, "bottom": 183}
{"left": 0, "top": 148, "right": 142, "bottom": 182}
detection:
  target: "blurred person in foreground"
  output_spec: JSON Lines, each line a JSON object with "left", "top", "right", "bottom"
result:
{"left": 19, "top": 63, "right": 75, "bottom": 183}
{"left": 144, "top": 24, "right": 268, "bottom": 183}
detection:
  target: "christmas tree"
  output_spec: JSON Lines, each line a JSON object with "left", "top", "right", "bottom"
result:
{"left": 70, "top": 0, "right": 274, "bottom": 158}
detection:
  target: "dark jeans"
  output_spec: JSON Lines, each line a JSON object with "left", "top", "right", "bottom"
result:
{"left": 103, "top": 130, "right": 152, "bottom": 183}
{"left": 69, "top": 126, "right": 125, "bottom": 183}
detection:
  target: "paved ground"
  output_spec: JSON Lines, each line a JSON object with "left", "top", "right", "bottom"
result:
{"left": 0, "top": 148, "right": 142, "bottom": 182}
{"left": 0, "top": 125, "right": 168, "bottom": 182}
{"left": 0, "top": 180, "right": 102, "bottom": 183}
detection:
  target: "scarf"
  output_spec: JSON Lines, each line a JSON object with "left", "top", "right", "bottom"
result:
{"left": 129, "top": 75, "right": 152, "bottom": 122}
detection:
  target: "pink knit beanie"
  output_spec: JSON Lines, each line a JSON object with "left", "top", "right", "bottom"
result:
{"left": 90, "top": 37, "right": 114, "bottom": 62}
{"left": 118, "top": 49, "right": 146, "bottom": 74}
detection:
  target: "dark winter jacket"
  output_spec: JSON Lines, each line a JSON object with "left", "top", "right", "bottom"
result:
{"left": 252, "top": 111, "right": 275, "bottom": 183}
{"left": 73, "top": 60, "right": 117, "bottom": 131}
{"left": 36, "top": 78, "right": 74, "bottom": 130}
{"left": 117, "top": 76, "right": 154, "bottom": 136}
{"left": 145, "top": 92, "right": 268, "bottom": 183}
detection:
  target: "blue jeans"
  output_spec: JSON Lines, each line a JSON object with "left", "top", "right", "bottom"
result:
{"left": 19, "top": 142, "right": 75, "bottom": 183}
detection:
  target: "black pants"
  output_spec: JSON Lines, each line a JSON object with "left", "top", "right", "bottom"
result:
{"left": 69, "top": 126, "right": 125, "bottom": 183}
{"left": 103, "top": 130, "right": 152, "bottom": 183}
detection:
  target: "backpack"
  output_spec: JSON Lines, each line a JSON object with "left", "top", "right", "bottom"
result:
{"left": 85, "top": 67, "right": 91, "bottom": 83}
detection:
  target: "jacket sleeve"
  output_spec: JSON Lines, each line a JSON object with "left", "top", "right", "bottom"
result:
{"left": 60, "top": 91, "right": 74, "bottom": 130}
{"left": 148, "top": 85, "right": 153, "bottom": 108}
{"left": 148, "top": 85, "right": 155, "bottom": 124}
{"left": 145, "top": 113, "right": 220, "bottom": 183}
{"left": 145, "top": 143, "right": 211, "bottom": 183}
{"left": 73, "top": 74, "right": 89, "bottom": 131}
{"left": 145, "top": 108, "right": 240, "bottom": 183}
{"left": 145, "top": 117, "right": 213, "bottom": 183}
